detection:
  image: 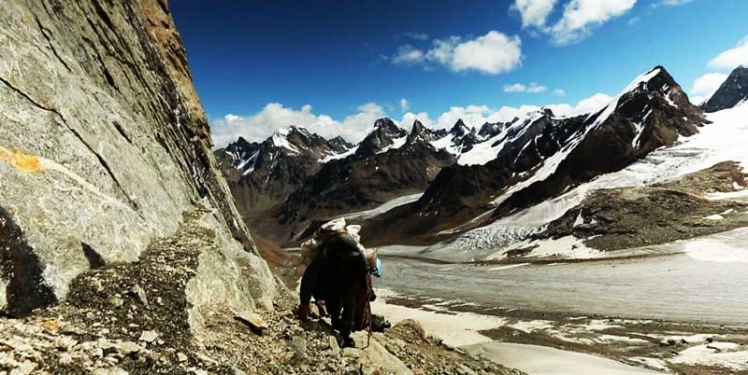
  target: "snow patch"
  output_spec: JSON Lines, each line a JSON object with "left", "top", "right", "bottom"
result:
{"left": 573, "top": 210, "right": 584, "bottom": 227}
{"left": 271, "top": 129, "right": 300, "bottom": 155}
{"left": 597, "top": 335, "right": 649, "bottom": 344}
{"left": 629, "top": 357, "right": 670, "bottom": 372}
{"left": 670, "top": 342, "right": 748, "bottom": 371}
{"left": 705, "top": 190, "right": 748, "bottom": 201}
{"left": 487, "top": 235, "right": 603, "bottom": 261}
{"left": 342, "top": 193, "right": 423, "bottom": 221}
{"left": 488, "top": 263, "right": 530, "bottom": 271}
{"left": 685, "top": 239, "right": 748, "bottom": 263}
{"left": 238, "top": 151, "right": 259, "bottom": 176}
{"left": 465, "top": 342, "right": 663, "bottom": 375}
{"left": 320, "top": 146, "right": 358, "bottom": 163}
{"left": 509, "top": 320, "right": 555, "bottom": 333}
{"left": 376, "top": 135, "right": 408, "bottom": 154}
{"left": 371, "top": 289, "right": 507, "bottom": 347}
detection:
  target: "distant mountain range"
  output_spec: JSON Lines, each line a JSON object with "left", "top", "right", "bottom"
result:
{"left": 214, "top": 65, "right": 748, "bottom": 247}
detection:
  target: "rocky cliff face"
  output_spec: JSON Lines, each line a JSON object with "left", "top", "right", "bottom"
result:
{"left": 0, "top": 0, "right": 276, "bottom": 320}
{"left": 703, "top": 66, "right": 748, "bottom": 112}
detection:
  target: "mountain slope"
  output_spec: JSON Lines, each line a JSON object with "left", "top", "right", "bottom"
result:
{"left": 215, "top": 126, "right": 344, "bottom": 217}
{"left": 0, "top": 0, "right": 276, "bottom": 319}
{"left": 268, "top": 119, "right": 456, "bottom": 244}
{"left": 703, "top": 66, "right": 748, "bottom": 112}
{"left": 363, "top": 67, "right": 707, "bottom": 245}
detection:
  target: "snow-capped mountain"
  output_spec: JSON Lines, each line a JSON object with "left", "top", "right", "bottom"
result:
{"left": 703, "top": 65, "right": 748, "bottom": 112}
{"left": 214, "top": 126, "right": 348, "bottom": 220}
{"left": 329, "top": 135, "right": 354, "bottom": 150}
{"left": 478, "top": 120, "right": 512, "bottom": 139}
{"left": 355, "top": 118, "right": 409, "bottom": 156}
{"left": 407, "top": 120, "right": 444, "bottom": 144}
{"left": 272, "top": 119, "right": 456, "bottom": 243}
{"left": 362, "top": 66, "right": 708, "bottom": 245}
{"left": 432, "top": 93, "right": 748, "bottom": 263}
{"left": 216, "top": 65, "right": 746, "bottom": 250}
{"left": 430, "top": 119, "right": 482, "bottom": 155}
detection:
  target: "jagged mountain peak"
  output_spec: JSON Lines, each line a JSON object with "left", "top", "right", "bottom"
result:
{"left": 356, "top": 118, "right": 408, "bottom": 156}
{"left": 411, "top": 119, "right": 427, "bottom": 134}
{"left": 704, "top": 65, "right": 748, "bottom": 112}
{"left": 372, "top": 117, "right": 400, "bottom": 132}
{"left": 586, "top": 65, "right": 701, "bottom": 130}
{"left": 449, "top": 119, "right": 473, "bottom": 137}
{"left": 329, "top": 135, "right": 353, "bottom": 150}
{"left": 406, "top": 119, "right": 445, "bottom": 145}
{"left": 619, "top": 66, "right": 685, "bottom": 101}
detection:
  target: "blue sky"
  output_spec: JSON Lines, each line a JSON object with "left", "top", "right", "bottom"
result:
{"left": 170, "top": 0, "right": 748, "bottom": 146}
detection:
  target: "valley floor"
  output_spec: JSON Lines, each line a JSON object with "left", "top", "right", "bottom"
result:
{"left": 371, "top": 229, "right": 748, "bottom": 375}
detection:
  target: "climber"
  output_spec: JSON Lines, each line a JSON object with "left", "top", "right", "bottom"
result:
{"left": 297, "top": 219, "right": 373, "bottom": 347}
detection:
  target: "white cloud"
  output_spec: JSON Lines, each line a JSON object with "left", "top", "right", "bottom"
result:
{"left": 658, "top": 0, "right": 693, "bottom": 6}
{"left": 511, "top": 0, "right": 559, "bottom": 28}
{"left": 448, "top": 31, "right": 523, "bottom": 74}
{"left": 400, "top": 92, "right": 613, "bottom": 132}
{"left": 423, "top": 37, "right": 460, "bottom": 65}
{"left": 392, "top": 45, "right": 425, "bottom": 65}
{"left": 392, "top": 31, "right": 523, "bottom": 75}
{"left": 399, "top": 112, "right": 435, "bottom": 130}
{"left": 550, "top": 0, "right": 637, "bottom": 45}
{"left": 404, "top": 32, "right": 429, "bottom": 41}
{"left": 689, "top": 96, "right": 706, "bottom": 105}
{"left": 503, "top": 82, "right": 548, "bottom": 93}
{"left": 552, "top": 89, "right": 566, "bottom": 96}
{"left": 210, "top": 103, "right": 385, "bottom": 147}
{"left": 504, "top": 83, "right": 528, "bottom": 93}
{"left": 573, "top": 93, "right": 614, "bottom": 114}
{"left": 690, "top": 72, "right": 728, "bottom": 100}
{"left": 708, "top": 37, "right": 748, "bottom": 70}
{"left": 210, "top": 94, "right": 616, "bottom": 148}
{"left": 400, "top": 98, "right": 411, "bottom": 112}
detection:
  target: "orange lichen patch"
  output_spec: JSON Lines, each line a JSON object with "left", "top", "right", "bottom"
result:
{"left": 42, "top": 319, "right": 59, "bottom": 332}
{"left": 0, "top": 148, "right": 44, "bottom": 173}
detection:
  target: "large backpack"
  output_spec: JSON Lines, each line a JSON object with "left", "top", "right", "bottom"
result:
{"left": 300, "top": 218, "right": 364, "bottom": 266}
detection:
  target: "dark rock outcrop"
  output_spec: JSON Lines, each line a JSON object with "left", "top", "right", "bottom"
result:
{"left": 329, "top": 135, "right": 354, "bottom": 150}
{"left": 407, "top": 120, "right": 444, "bottom": 144}
{"left": 478, "top": 121, "right": 510, "bottom": 139}
{"left": 703, "top": 66, "right": 748, "bottom": 112}
{"left": 447, "top": 119, "right": 481, "bottom": 153}
{"left": 355, "top": 118, "right": 408, "bottom": 157}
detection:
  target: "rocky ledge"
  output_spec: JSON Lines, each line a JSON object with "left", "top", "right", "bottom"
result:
{"left": 0, "top": 208, "right": 523, "bottom": 375}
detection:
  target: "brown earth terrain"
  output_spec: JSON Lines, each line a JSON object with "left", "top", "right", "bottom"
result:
{"left": 543, "top": 162, "right": 748, "bottom": 251}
